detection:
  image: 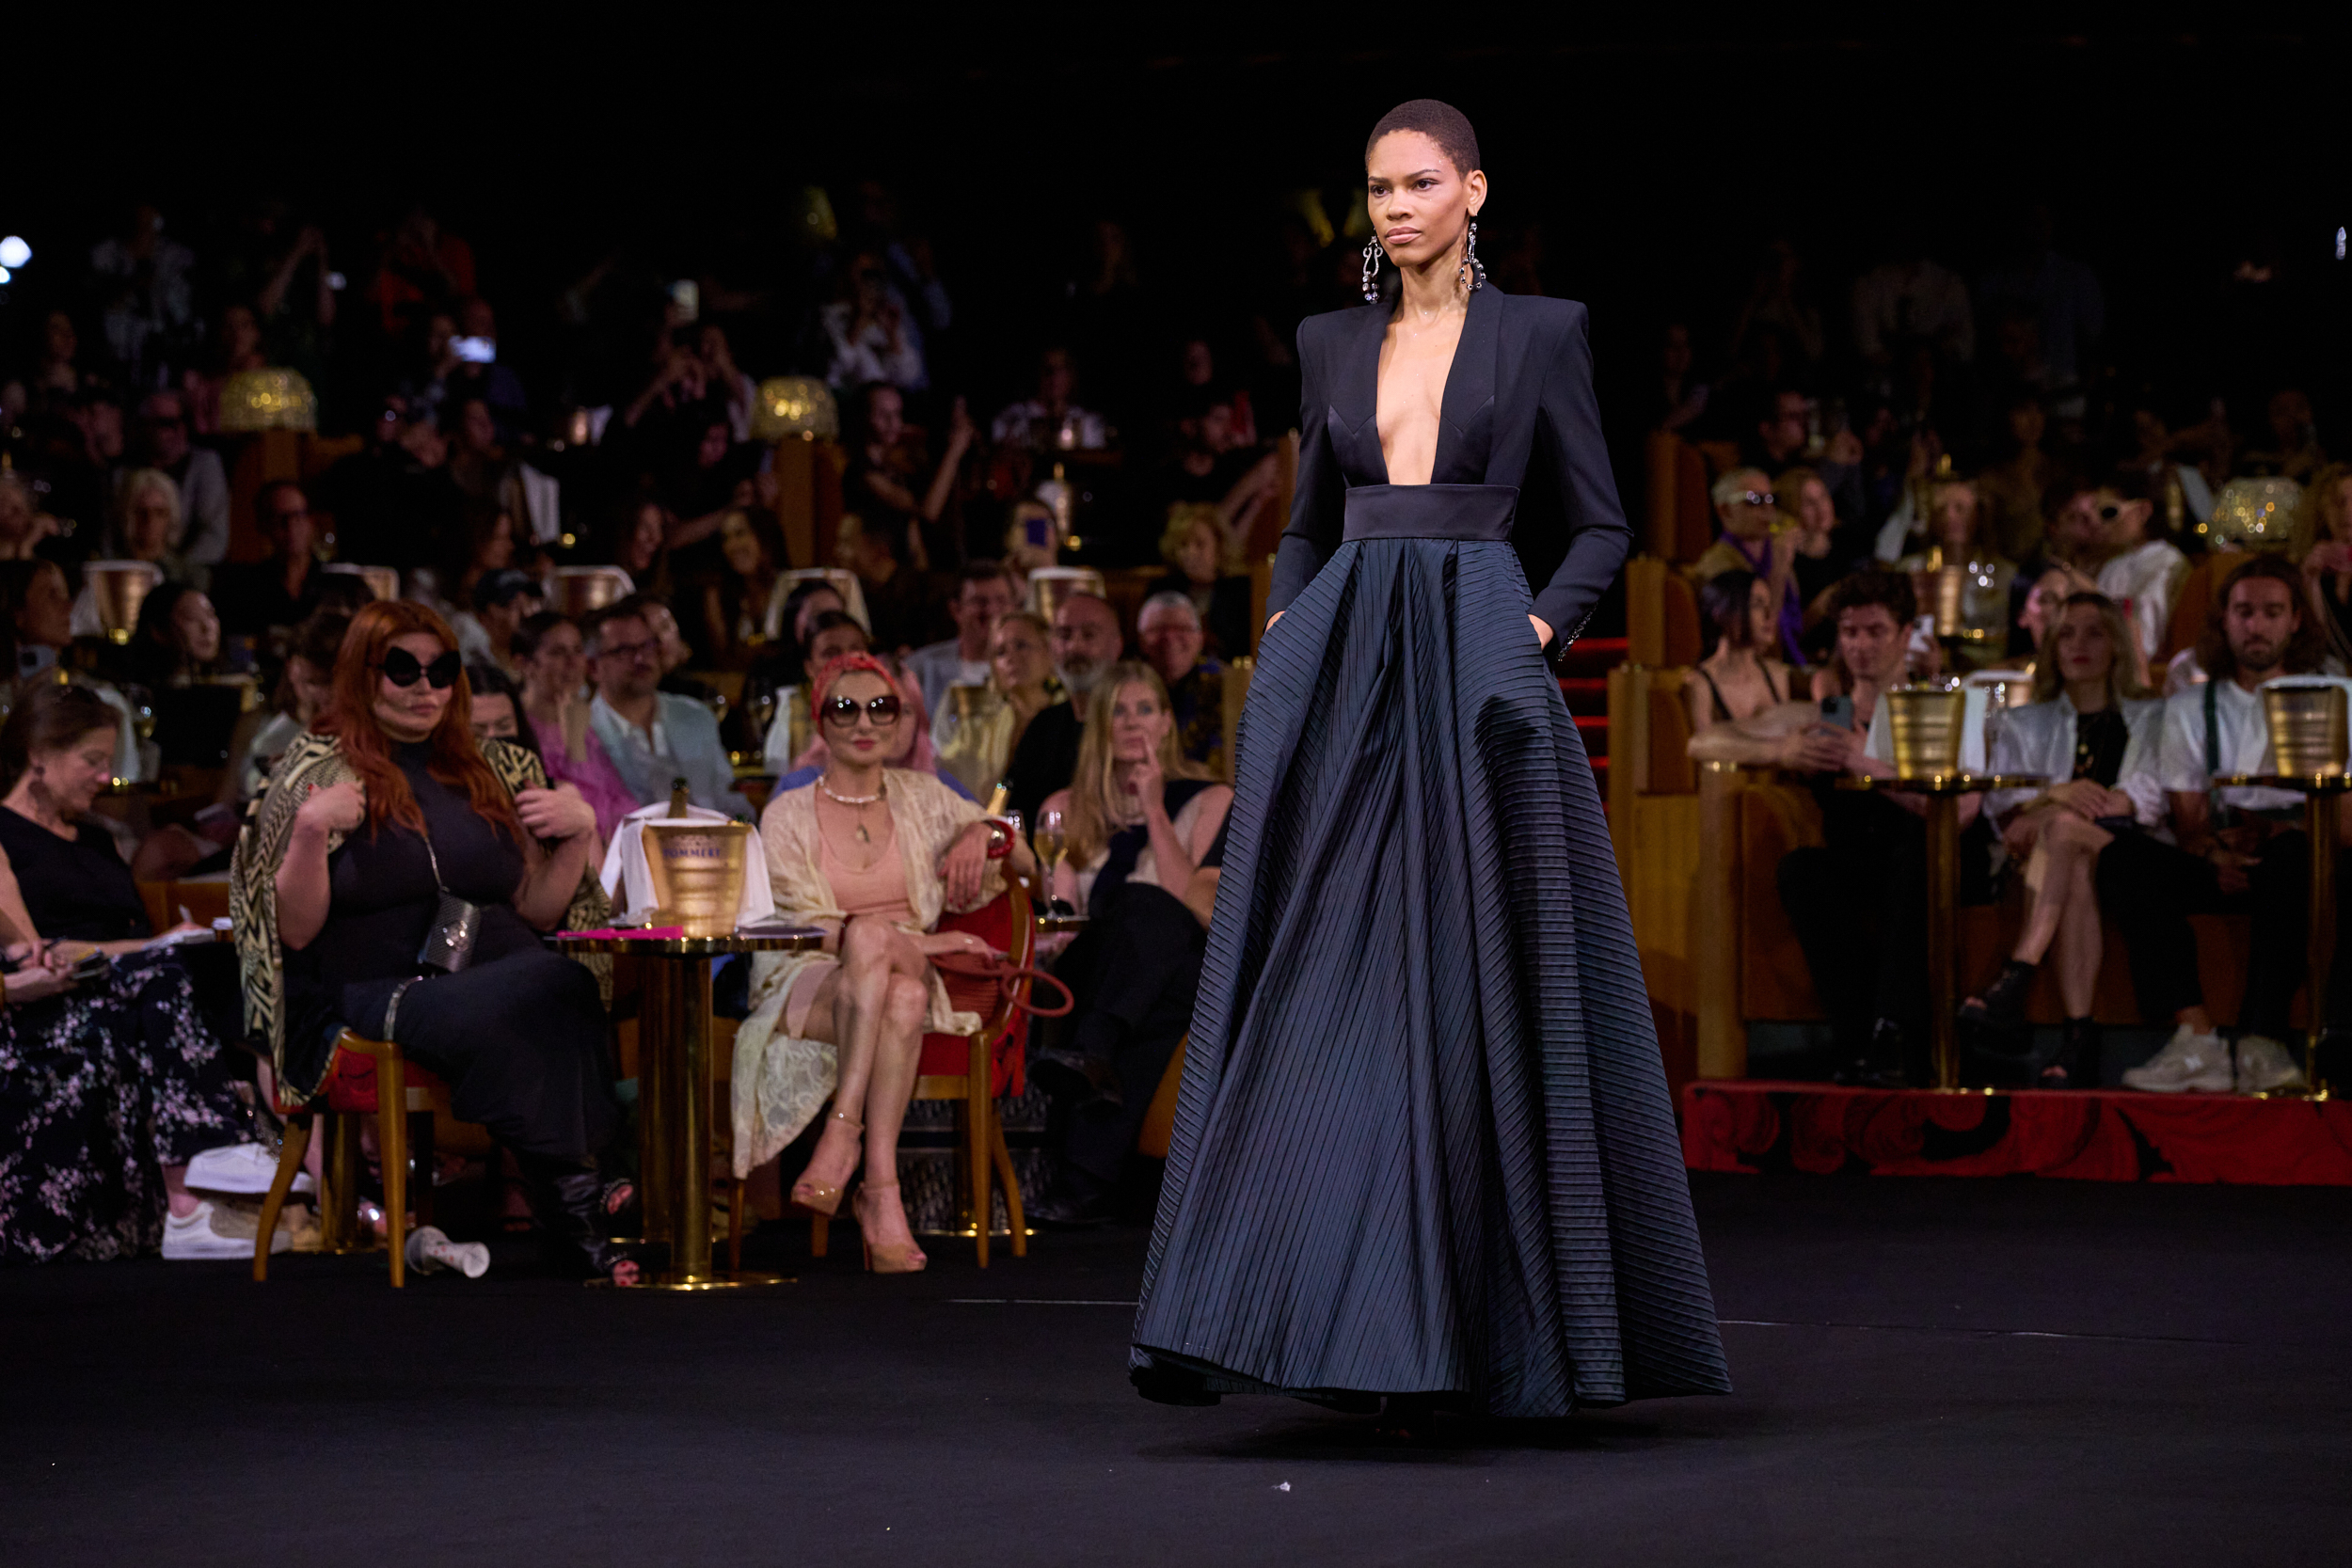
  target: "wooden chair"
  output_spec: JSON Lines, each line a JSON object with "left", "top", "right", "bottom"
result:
{"left": 1218, "top": 657, "right": 1254, "bottom": 784}
{"left": 810, "top": 877, "right": 1040, "bottom": 1267}
{"left": 254, "top": 1031, "right": 452, "bottom": 1287}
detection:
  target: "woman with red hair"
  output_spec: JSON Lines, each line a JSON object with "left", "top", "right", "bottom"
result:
{"left": 231, "top": 599, "right": 636, "bottom": 1280}
{"left": 729, "top": 652, "right": 1034, "bottom": 1273}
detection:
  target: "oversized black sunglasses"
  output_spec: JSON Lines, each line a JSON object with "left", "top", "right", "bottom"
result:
{"left": 379, "top": 647, "right": 464, "bottom": 689}
{"left": 821, "top": 693, "right": 901, "bottom": 726}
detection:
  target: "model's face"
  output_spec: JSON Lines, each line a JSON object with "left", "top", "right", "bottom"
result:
{"left": 373, "top": 631, "right": 454, "bottom": 742}
{"left": 1106, "top": 681, "right": 1171, "bottom": 763}
{"left": 1137, "top": 604, "right": 1203, "bottom": 685}
{"left": 1365, "top": 131, "right": 1485, "bottom": 275}
{"left": 170, "top": 591, "right": 221, "bottom": 664}
{"left": 1174, "top": 523, "right": 1220, "bottom": 585}
{"left": 470, "top": 691, "right": 519, "bottom": 740}
{"left": 2052, "top": 603, "right": 2114, "bottom": 684}
{"left": 35, "top": 726, "right": 119, "bottom": 814}
{"left": 1836, "top": 606, "right": 1903, "bottom": 685}
{"left": 2224, "top": 578, "right": 2298, "bottom": 674}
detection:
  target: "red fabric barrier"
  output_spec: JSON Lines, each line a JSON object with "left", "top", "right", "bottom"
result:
{"left": 1683, "top": 1080, "right": 2352, "bottom": 1186}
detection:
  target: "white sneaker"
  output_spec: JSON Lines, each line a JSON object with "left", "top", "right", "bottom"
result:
{"left": 184, "top": 1142, "right": 314, "bottom": 1196}
{"left": 2121, "top": 1026, "right": 2235, "bottom": 1093}
{"left": 162, "top": 1197, "right": 294, "bottom": 1260}
{"left": 404, "top": 1225, "right": 489, "bottom": 1279}
{"left": 2234, "top": 1035, "right": 2309, "bottom": 1095}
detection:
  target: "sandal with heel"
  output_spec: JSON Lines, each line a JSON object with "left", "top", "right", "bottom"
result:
{"left": 853, "top": 1181, "right": 927, "bottom": 1274}
{"left": 789, "top": 1108, "right": 863, "bottom": 1218}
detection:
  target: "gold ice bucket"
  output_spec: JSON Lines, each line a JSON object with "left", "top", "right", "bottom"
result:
{"left": 322, "top": 562, "right": 400, "bottom": 602}
{"left": 642, "top": 820, "right": 753, "bottom": 937}
{"left": 2262, "top": 683, "right": 2348, "bottom": 778}
{"left": 552, "top": 565, "right": 632, "bottom": 617}
{"left": 1885, "top": 685, "right": 1966, "bottom": 778}
{"left": 85, "top": 561, "right": 163, "bottom": 644}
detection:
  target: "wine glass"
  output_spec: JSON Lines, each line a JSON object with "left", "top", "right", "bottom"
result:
{"left": 1035, "top": 807, "right": 1067, "bottom": 912}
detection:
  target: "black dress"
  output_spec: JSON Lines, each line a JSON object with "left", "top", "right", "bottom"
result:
{"left": 281, "top": 745, "right": 615, "bottom": 1160}
{"left": 0, "top": 808, "right": 243, "bottom": 1263}
{"left": 1131, "top": 287, "right": 1730, "bottom": 1414}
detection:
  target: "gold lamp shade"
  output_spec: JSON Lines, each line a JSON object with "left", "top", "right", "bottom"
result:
{"left": 751, "top": 376, "right": 839, "bottom": 443}
{"left": 216, "top": 369, "right": 318, "bottom": 434}
{"left": 2262, "top": 681, "right": 2348, "bottom": 777}
{"left": 642, "top": 819, "right": 754, "bottom": 937}
{"left": 1885, "top": 685, "right": 1967, "bottom": 778}
{"left": 551, "top": 565, "right": 633, "bottom": 617}
{"left": 1027, "top": 566, "right": 1107, "bottom": 625}
{"left": 321, "top": 562, "right": 400, "bottom": 602}
{"left": 85, "top": 561, "right": 163, "bottom": 643}
{"left": 2206, "top": 476, "right": 2303, "bottom": 550}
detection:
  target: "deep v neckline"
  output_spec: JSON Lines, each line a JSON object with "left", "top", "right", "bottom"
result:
{"left": 1353, "top": 283, "right": 1497, "bottom": 487}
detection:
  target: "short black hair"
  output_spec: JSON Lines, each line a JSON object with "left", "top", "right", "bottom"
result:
{"left": 1823, "top": 568, "right": 1916, "bottom": 627}
{"left": 1366, "top": 99, "right": 1480, "bottom": 176}
{"left": 511, "top": 610, "right": 570, "bottom": 662}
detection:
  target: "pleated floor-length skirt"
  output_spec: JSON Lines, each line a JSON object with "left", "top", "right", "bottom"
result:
{"left": 1130, "top": 533, "right": 1730, "bottom": 1416}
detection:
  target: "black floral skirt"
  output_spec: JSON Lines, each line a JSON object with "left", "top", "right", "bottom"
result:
{"left": 0, "top": 954, "right": 246, "bottom": 1264}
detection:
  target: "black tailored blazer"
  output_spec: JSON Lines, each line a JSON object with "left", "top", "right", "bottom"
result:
{"left": 1266, "top": 284, "right": 1632, "bottom": 645}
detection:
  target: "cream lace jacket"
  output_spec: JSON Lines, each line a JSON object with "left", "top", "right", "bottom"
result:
{"left": 729, "top": 769, "right": 1001, "bottom": 1176}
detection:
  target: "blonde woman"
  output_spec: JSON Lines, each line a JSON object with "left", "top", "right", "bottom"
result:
{"left": 72, "top": 468, "right": 198, "bottom": 638}
{"left": 1041, "top": 660, "right": 1231, "bottom": 914}
{"left": 1961, "top": 592, "right": 2162, "bottom": 1087}
{"left": 2290, "top": 462, "right": 2352, "bottom": 665}
{"left": 931, "top": 610, "right": 1059, "bottom": 800}
{"left": 732, "top": 653, "right": 1035, "bottom": 1273}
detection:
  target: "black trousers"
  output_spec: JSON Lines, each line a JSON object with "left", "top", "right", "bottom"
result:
{"left": 2096, "top": 828, "right": 2345, "bottom": 1036}
{"left": 1044, "top": 883, "right": 1204, "bottom": 1187}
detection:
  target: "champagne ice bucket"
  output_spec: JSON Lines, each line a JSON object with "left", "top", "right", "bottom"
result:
{"left": 321, "top": 562, "right": 400, "bottom": 602}
{"left": 552, "top": 565, "right": 632, "bottom": 617}
{"left": 86, "top": 562, "right": 163, "bottom": 644}
{"left": 2262, "top": 683, "right": 2348, "bottom": 777}
{"left": 1885, "top": 685, "right": 1966, "bottom": 778}
{"left": 643, "top": 820, "right": 754, "bottom": 937}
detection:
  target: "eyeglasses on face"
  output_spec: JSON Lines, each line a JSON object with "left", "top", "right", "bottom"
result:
{"left": 378, "top": 647, "right": 462, "bottom": 689}
{"left": 1740, "top": 491, "right": 1777, "bottom": 508}
{"left": 599, "top": 637, "right": 660, "bottom": 663}
{"left": 821, "top": 693, "right": 902, "bottom": 727}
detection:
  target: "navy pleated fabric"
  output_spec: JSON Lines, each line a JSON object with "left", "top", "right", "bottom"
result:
{"left": 1130, "top": 526, "right": 1731, "bottom": 1415}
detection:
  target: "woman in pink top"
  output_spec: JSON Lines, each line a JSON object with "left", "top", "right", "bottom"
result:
{"left": 514, "top": 611, "right": 639, "bottom": 842}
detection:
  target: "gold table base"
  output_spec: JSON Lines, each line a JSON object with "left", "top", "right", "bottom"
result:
{"left": 2213, "top": 773, "right": 2349, "bottom": 1099}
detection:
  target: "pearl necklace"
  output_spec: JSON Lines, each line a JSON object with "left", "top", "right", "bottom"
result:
{"left": 818, "top": 775, "right": 885, "bottom": 843}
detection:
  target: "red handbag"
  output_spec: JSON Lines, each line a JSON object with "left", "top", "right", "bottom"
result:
{"left": 930, "top": 949, "right": 1074, "bottom": 1021}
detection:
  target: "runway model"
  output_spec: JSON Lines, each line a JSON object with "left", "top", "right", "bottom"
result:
{"left": 1130, "top": 101, "right": 1730, "bottom": 1418}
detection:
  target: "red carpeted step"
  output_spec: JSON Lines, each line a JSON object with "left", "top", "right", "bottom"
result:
{"left": 1574, "top": 714, "right": 1608, "bottom": 757}
{"left": 1557, "top": 676, "right": 1608, "bottom": 716}
{"left": 1553, "top": 635, "right": 1628, "bottom": 680}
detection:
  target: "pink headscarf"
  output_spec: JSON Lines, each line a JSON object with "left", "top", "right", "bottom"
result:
{"left": 796, "top": 653, "right": 941, "bottom": 775}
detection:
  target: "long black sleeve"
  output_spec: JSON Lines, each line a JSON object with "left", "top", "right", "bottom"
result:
{"left": 1530, "top": 305, "right": 1632, "bottom": 641}
{"left": 1265, "top": 321, "right": 1344, "bottom": 618}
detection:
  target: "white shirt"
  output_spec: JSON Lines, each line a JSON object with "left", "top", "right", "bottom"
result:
{"left": 2096, "top": 538, "right": 2188, "bottom": 664}
{"left": 902, "top": 638, "right": 990, "bottom": 723}
{"left": 1983, "top": 693, "right": 2166, "bottom": 825}
{"left": 2148, "top": 675, "right": 2352, "bottom": 816}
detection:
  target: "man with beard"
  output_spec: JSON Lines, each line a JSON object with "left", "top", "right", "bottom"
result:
{"left": 1003, "top": 591, "right": 1122, "bottom": 827}
{"left": 2099, "top": 556, "right": 2332, "bottom": 1094}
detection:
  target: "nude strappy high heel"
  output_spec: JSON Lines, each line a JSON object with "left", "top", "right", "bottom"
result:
{"left": 788, "top": 1109, "right": 863, "bottom": 1218}
{"left": 853, "top": 1182, "right": 927, "bottom": 1274}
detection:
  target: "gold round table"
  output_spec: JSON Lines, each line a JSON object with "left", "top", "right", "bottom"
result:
{"left": 556, "top": 928, "right": 824, "bottom": 1290}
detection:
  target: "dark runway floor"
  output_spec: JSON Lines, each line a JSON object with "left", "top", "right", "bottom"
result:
{"left": 4, "top": 1174, "right": 2347, "bottom": 1567}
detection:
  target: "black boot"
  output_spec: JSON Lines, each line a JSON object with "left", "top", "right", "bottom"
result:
{"left": 516, "top": 1151, "right": 642, "bottom": 1281}
{"left": 2042, "top": 1017, "right": 2103, "bottom": 1090}
{"left": 1961, "top": 959, "right": 2039, "bottom": 1035}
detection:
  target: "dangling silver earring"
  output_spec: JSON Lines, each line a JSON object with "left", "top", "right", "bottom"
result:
{"left": 1458, "top": 218, "right": 1486, "bottom": 293}
{"left": 1360, "top": 239, "right": 1383, "bottom": 303}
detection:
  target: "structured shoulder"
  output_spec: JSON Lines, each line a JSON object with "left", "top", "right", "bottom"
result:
{"left": 1297, "top": 304, "right": 1377, "bottom": 356}
{"left": 1497, "top": 293, "right": 1591, "bottom": 337}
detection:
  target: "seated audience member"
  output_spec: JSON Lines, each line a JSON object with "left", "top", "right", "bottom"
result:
{"left": 1005, "top": 592, "right": 1123, "bottom": 828}
{"left": 1148, "top": 502, "right": 1254, "bottom": 661}
{"left": 933, "top": 610, "right": 1057, "bottom": 800}
{"left": 608, "top": 497, "right": 674, "bottom": 604}
{"left": 701, "top": 510, "right": 788, "bottom": 669}
{"left": 730, "top": 653, "right": 1037, "bottom": 1273}
{"left": 72, "top": 469, "right": 199, "bottom": 639}
{"left": 837, "top": 513, "right": 945, "bottom": 656}
{"left": 1686, "top": 569, "right": 1798, "bottom": 733}
{"left": 452, "top": 568, "right": 542, "bottom": 675}
{"left": 513, "top": 612, "right": 639, "bottom": 846}
{"left": 1892, "top": 476, "right": 2014, "bottom": 665}
{"left": 991, "top": 346, "right": 1108, "bottom": 452}
{"left": 1695, "top": 572, "right": 1981, "bottom": 1084}
{"left": 1960, "top": 594, "right": 2162, "bottom": 1085}
{"left": 847, "top": 384, "right": 975, "bottom": 573}
{"left": 129, "top": 583, "right": 245, "bottom": 774}
{"left": 761, "top": 610, "right": 875, "bottom": 773}
{"left": 244, "top": 609, "right": 348, "bottom": 799}
{"left": 462, "top": 661, "right": 536, "bottom": 757}
{"left": 133, "top": 390, "right": 230, "bottom": 568}
{"left": 0, "top": 471, "right": 60, "bottom": 562}
{"left": 2049, "top": 467, "right": 2187, "bottom": 672}
{"left": 771, "top": 634, "right": 971, "bottom": 801}
{"left": 583, "top": 602, "right": 750, "bottom": 819}
{"left": 236, "top": 599, "right": 637, "bottom": 1281}
{"left": 4, "top": 561, "right": 142, "bottom": 783}
{"left": 2290, "top": 461, "right": 2352, "bottom": 665}
{"left": 1031, "top": 661, "right": 1232, "bottom": 1225}
{"left": 1136, "top": 395, "right": 1279, "bottom": 570}
{"left": 0, "top": 682, "right": 259, "bottom": 1263}
{"left": 903, "top": 561, "right": 1018, "bottom": 721}
{"left": 1692, "top": 467, "right": 1800, "bottom": 663}
{"left": 1976, "top": 390, "right": 2053, "bottom": 562}
{"left": 1772, "top": 467, "right": 1858, "bottom": 630}
{"left": 1136, "top": 593, "right": 1225, "bottom": 772}
{"left": 2007, "top": 565, "right": 2074, "bottom": 669}
{"left": 209, "top": 481, "right": 323, "bottom": 641}
{"left": 2097, "top": 557, "right": 2328, "bottom": 1096}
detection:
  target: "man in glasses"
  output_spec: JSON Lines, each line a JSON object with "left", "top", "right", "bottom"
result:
{"left": 134, "top": 389, "right": 230, "bottom": 567}
{"left": 581, "top": 602, "right": 751, "bottom": 820}
{"left": 1693, "top": 466, "right": 1801, "bottom": 663}
{"left": 211, "top": 482, "right": 323, "bottom": 640}
{"left": 2049, "top": 466, "right": 2188, "bottom": 668}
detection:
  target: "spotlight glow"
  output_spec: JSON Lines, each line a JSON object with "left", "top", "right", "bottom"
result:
{"left": 0, "top": 237, "right": 26, "bottom": 269}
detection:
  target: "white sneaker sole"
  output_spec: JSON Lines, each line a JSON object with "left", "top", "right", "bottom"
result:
{"left": 2121, "top": 1070, "right": 2234, "bottom": 1094}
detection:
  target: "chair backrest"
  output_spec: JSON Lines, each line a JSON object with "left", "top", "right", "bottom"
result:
{"left": 2159, "top": 553, "right": 2225, "bottom": 666}
{"left": 1219, "top": 657, "right": 1254, "bottom": 783}
{"left": 1626, "top": 557, "right": 1704, "bottom": 669}
{"left": 931, "top": 875, "right": 1036, "bottom": 1037}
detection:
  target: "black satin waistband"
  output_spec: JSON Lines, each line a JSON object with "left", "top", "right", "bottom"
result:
{"left": 1343, "top": 483, "right": 1519, "bottom": 543}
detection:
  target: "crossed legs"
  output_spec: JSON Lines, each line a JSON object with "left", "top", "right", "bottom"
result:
{"left": 2009, "top": 813, "right": 2114, "bottom": 1020}
{"left": 788, "top": 916, "right": 932, "bottom": 1258}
